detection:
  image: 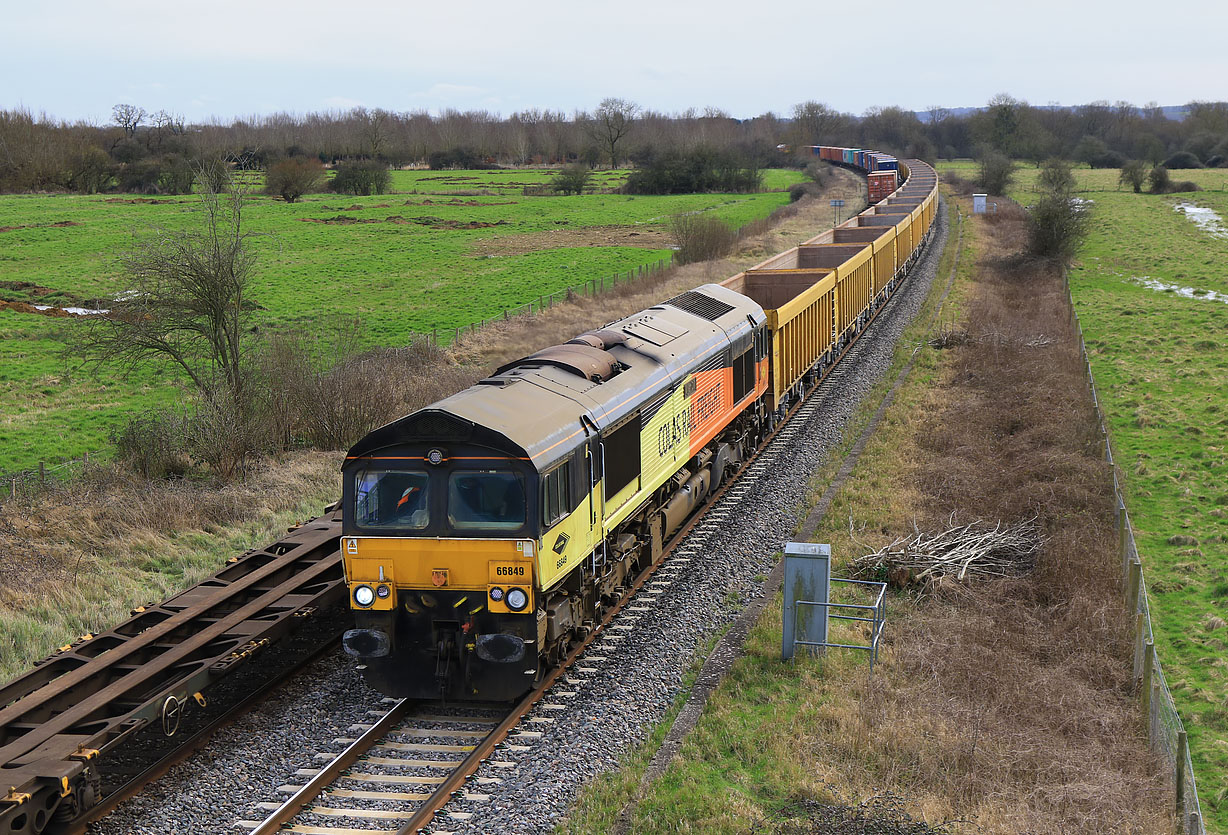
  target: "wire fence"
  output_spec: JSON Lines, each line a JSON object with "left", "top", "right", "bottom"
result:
{"left": 1065, "top": 272, "right": 1206, "bottom": 835}
{"left": 2, "top": 450, "right": 106, "bottom": 502}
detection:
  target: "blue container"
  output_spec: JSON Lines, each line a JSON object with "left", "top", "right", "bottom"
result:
{"left": 878, "top": 158, "right": 898, "bottom": 171}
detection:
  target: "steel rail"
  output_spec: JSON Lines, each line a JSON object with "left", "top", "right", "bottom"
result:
{"left": 394, "top": 200, "right": 937, "bottom": 835}
{"left": 247, "top": 698, "right": 414, "bottom": 835}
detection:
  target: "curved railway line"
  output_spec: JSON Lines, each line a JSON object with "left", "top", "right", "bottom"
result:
{"left": 0, "top": 155, "right": 937, "bottom": 835}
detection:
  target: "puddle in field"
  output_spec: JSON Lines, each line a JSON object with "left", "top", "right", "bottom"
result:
{"left": 1133, "top": 276, "right": 1228, "bottom": 305}
{"left": 1173, "top": 202, "right": 1228, "bottom": 239}
{"left": 34, "top": 304, "right": 109, "bottom": 315}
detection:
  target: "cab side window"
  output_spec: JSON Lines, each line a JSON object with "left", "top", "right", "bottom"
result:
{"left": 542, "top": 462, "right": 571, "bottom": 526}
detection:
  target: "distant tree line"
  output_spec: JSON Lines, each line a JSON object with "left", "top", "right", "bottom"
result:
{"left": 2, "top": 96, "right": 1227, "bottom": 196}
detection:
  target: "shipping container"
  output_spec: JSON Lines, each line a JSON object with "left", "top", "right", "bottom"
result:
{"left": 868, "top": 171, "right": 898, "bottom": 202}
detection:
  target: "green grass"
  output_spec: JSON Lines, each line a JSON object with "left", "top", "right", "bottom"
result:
{"left": 0, "top": 168, "right": 807, "bottom": 474}
{"left": 940, "top": 161, "right": 1228, "bottom": 828}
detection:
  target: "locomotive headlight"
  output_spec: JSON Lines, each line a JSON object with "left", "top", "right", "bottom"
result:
{"left": 489, "top": 586, "right": 505, "bottom": 602}
{"left": 505, "top": 587, "right": 528, "bottom": 612}
{"left": 376, "top": 584, "right": 391, "bottom": 599}
{"left": 353, "top": 584, "right": 375, "bottom": 607}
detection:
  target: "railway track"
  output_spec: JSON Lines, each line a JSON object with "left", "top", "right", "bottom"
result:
{"left": 234, "top": 219, "right": 936, "bottom": 835}
{"left": 2, "top": 161, "right": 936, "bottom": 835}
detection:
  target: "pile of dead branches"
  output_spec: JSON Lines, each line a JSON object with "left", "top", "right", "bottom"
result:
{"left": 849, "top": 516, "right": 1043, "bottom": 589}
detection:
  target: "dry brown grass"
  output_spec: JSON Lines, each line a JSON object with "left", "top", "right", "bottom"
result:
{"left": 803, "top": 196, "right": 1172, "bottom": 833}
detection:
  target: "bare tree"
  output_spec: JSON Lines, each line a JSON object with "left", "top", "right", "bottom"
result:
{"left": 926, "top": 105, "right": 951, "bottom": 125}
{"left": 587, "top": 98, "right": 640, "bottom": 168}
{"left": 74, "top": 170, "right": 258, "bottom": 403}
{"left": 112, "top": 103, "right": 147, "bottom": 136}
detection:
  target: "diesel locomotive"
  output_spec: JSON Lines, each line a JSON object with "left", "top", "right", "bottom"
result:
{"left": 340, "top": 152, "right": 938, "bottom": 700}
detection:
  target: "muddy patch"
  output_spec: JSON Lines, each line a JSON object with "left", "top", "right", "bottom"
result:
{"left": 1174, "top": 201, "right": 1228, "bottom": 238}
{"left": 302, "top": 215, "right": 505, "bottom": 230}
{"left": 0, "top": 220, "right": 81, "bottom": 233}
{"left": 469, "top": 225, "right": 673, "bottom": 256}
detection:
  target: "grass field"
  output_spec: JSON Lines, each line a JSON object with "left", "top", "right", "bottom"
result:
{"left": 943, "top": 160, "right": 1228, "bottom": 826}
{"left": 0, "top": 168, "right": 807, "bottom": 474}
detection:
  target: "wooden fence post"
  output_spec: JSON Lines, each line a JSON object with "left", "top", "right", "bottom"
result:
{"left": 1141, "top": 639, "right": 1154, "bottom": 722}
{"left": 1127, "top": 559, "right": 1141, "bottom": 614}
{"left": 1135, "top": 611, "right": 1146, "bottom": 678}
{"left": 39, "top": 462, "right": 46, "bottom": 485}
{"left": 1176, "top": 730, "right": 1188, "bottom": 816}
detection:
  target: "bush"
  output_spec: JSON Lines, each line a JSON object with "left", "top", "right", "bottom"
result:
{"left": 788, "top": 183, "right": 812, "bottom": 202}
{"left": 427, "top": 147, "right": 496, "bottom": 170}
{"left": 1089, "top": 149, "right": 1127, "bottom": 169}
{"left": 1147, "top": 166, "right": 1171, "bottom": 194}
{"left": 669, "top": 213, "right": 736, "bottom": 265}
{"left": 1119, "top": 161, "right": 1147, "bottom": 193}
{"left": 265, "top": 156, "right": 325, "bottom": 202}
{"left": 1204, "top": 154, "right": 1224, "bottom": 168}
{"left": 1170, "top": 180, "right": 1202, "bottom": 193}
{"left": 977, "top": 151, "right": 1015, "bottom": 195}
{"left": 112, "top": 411, "right": 189, "bottom": 479}
{"left": 624, "top": 146, "right": 762, "bottom": 195}
{"left": 551, "top": 163, "right": 591, "bottom": 196}
{"left": 1036, "top": 158, "right": 1075, "bottom": 193}
{"left": 116, "top": 155, "right": 193, "bottom": 194}
{"left": 804, "top": 161, "right": 830, "bottom": 186}
{"left": 256, "top": 324, "right": 448, "bottom": 450}
{"left": 1027, "top": 191, "right": 1090, "bottom": 263}
{"left": 1162, "top": 151, "right": 1203, "bottom": 169}
{"left": 329, "top": 160, "right": 390, "bottom": 196}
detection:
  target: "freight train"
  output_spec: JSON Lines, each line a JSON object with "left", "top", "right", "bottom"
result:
{"left": 340, "top": 151, "right": 938, "bottom": 700}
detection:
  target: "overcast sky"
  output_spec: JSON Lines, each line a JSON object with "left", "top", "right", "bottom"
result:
{"left": 5, "top": 0, "right": 1226, "bottom": 124}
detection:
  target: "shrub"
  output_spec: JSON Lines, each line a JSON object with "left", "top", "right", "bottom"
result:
{"left": 116, "top": 155, "right": 193, "bottom": 194}
{"left": 1119, "top": 161, "right": 1147, "bottom": 193}
{"left": 1162, "top": 151, "right": 1203, "bottom": 169}
{"left": 1036, "top": 158, "right": 1075, "bottom": 193}
{"left": 624, "top": 146, "right": 762, "bottom": 195}
{"left": 1147, "top": 166, "right": 1171, "bottom": 194}
{"left": 329, "top": 159, "right": 390, "bottom": 196}
{"left": 669, "top": 213, "right": 736, "bottom": 265}
{"left": 265, "top": 156, "right": 325, "bottom": 203}
{"left": 112, "top": 411, "right": 189, "bottom": 479}
{"left": 427, "top": 147, "right": 496, "bottom": 170}
{"left": 804, "top": 161, "right": 830, "bottom": 186}
{"left": 1170, "top": 180, "right": 1202, "bottom": 193}
{"left": 551, "top": 163, "right": 591, "bottom": 196}
{"left": 976, "top": 151, "right": 1015, "bottom": 195}
{"left": 1027, "top": 192, "right": 1090, "bottom": 263}
{"left": 1204, "top": 154, "right": 1224, "bottom": 168}
{"left": 1089, "top": 149, "right": 1127, "bottom": 169}
{"left": 788, "top": 183, "right": 811, "bottom": 202}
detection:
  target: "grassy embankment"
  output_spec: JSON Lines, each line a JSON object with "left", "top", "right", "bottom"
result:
{"left": 0, "top": 172, "right": 858, "bottom": 685}
{"left": 942, "top": 161, "right": 1228, "bottom": 825}
{"left": 561, "top": 195, "right": 1174, "bottom": 834}
{"left": 0, "top": 168, "right": 811, "bottom": 474}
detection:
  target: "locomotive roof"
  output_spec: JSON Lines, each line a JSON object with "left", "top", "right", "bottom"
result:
{"left": 347, "top": 284, "right": 765, "bottom": 468}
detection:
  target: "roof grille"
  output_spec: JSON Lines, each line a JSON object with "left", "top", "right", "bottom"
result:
{"left": 401, "top": 410, "right": 473, "bottom": 441}
{"left": 665, "top": 290, "right": 735, "bottom": 321}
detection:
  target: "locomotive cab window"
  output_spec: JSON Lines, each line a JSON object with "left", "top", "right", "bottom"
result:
{"left": 541, "top": 462, "right": 571, "bottom": 526}
{"left": 448, "top": 470, "right": 527, "bottom": 531}
{"left": 354, "top": 470, "right": 430, "bottom": 530}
